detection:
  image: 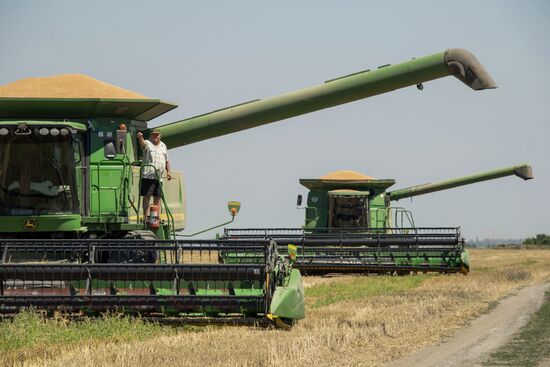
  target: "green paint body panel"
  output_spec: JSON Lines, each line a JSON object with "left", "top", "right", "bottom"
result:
{"left": 370, "top": 194, "right": 387, "bottom": 229}
{"left": 0, "top": 215, "right": 83, "bottom": 233}
{"left": 269, "top": 269, "right": 306, "bottom": 320}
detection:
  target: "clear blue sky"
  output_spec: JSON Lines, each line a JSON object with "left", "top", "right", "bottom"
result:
{"left": 1, "top": 1, "right": 548, "bottom": 239}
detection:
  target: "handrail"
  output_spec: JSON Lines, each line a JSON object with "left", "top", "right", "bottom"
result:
{"left": 392, "top": 207, "right": 416, "bottom": 229}
{"left": 176, "top": 216, "right": 235, "bottom": 238}
{"left": 371, "top": 206, "right": 415, "bottom": 230}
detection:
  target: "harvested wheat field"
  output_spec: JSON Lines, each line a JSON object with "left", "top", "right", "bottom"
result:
{"left": 2, "top": 249, "right": 549, "bottom": 367}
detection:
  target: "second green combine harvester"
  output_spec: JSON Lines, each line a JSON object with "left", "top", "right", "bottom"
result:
{"left": 0, "top": 48, "right": 498, "bottom": 323}
{"left": 223, "top": 164, "right": 533, "bottom": 275}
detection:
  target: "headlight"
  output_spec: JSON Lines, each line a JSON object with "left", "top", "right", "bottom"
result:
{"left": 60, "top": 128, "right": 70, "bottom": 136}
{"left": 39, "top": 128, "right": 50, "bottom": 136}
{"left": 0, "top": 128, "right": 9, "bottom": 136}
{"left": 50, "top": 128, "right": 60, "bottom": 136}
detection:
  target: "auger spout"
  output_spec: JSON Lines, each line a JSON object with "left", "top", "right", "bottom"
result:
{"left": 388, "top": 164, "right": 533, "bottom": 201}
{"left": 155, "top": 48, "right": 496, "bottom": 149}
{"left": 445, "top": 48, "right": 497, "bottom": 90}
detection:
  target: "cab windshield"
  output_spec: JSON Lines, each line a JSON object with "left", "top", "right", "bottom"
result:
{"left": 0, "top": 128, "right": 79, "bottom": 216}
{"left": 328, "top": 196, "right": 370, "bottom": 228}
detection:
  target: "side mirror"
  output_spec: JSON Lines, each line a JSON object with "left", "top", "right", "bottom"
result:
{"left": 72, "top": 139, "right": 82, "bottom": 164}
{"left": 115, "top": 129, "right": 128, "bottom": 154}
{"left": 296, "top": 194, "right": 302, "bottom": 207}
{"left": 228, "top": 201, "right": 241, "bottom": 217}
{"left": 103, "top": 141, "right": 116, "bottom": 159}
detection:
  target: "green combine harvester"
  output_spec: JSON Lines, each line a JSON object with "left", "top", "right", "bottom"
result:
{"left": 223, "top": 165, "right": 533, "bottom": 275}
{"left": 0, "top": 48, "right": 496, "bottom": 323}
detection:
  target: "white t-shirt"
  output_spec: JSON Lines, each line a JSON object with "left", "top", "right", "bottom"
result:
{"left": 141, "top": 140, "right": 168, "bottom": 180}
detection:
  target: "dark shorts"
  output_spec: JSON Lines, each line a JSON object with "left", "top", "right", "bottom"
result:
{"left": 140, "top": 178, "right": 161, "bottom": 197}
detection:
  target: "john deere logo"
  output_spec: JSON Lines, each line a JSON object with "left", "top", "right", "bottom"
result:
{"left": 23, "top": 219, "right": 37, "bottom": 230}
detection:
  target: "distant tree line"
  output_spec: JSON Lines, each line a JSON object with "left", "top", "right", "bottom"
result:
{"left": 523, "top": 234, "right": 550, "bottom": 246}
{"left": 466, "top": 238, "right": 524, "bottom": 248}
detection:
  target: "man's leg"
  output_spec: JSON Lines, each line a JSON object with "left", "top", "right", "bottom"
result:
{"left": 152, "top": 178, "right": 162, "bottom": 216}
{"left": 153, "top": 196, "right": 161, "bottom": 216}
{"left": 143, "top": 195, "right": 151, "bottom": 221}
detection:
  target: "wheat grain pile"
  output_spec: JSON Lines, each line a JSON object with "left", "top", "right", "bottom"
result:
{"left": 0, "top": 74, "right": 148, "bottom": 99}
{"left": 320, "top": 170, "right": 374, "bottom": 181}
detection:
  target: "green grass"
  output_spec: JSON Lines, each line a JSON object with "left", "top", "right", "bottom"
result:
{"left": 305, "top": 275, "right": 429, "bottom": 309}
{"left": 521, "top": 260, "right": 538, "bottom": 266}
{"left": 484, "top": 291, "right": 550, "bottom": 367}
{"left": 0, "top": 311, "right": 174, "bottom": 355}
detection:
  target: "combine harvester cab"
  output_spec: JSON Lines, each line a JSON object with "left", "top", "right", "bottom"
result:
{"left": 224, "top": 165, "right": 533, "bottom": 275}
{"left": 0, "top": 238, "right": 305, "bottom": 326}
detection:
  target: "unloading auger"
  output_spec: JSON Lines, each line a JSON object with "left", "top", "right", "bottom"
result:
{"left": 223, "top": 164, "right": 534, "bottom": 275}
{"left": 155, "top": 48, "right": 497, "bottom": 148}
{"left": 0, "top": 48, "right": 496, "bottom": 321}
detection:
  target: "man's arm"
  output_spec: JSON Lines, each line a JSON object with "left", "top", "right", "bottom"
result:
{"left": 165, "top": 159, "right": 172, "bottom": 180}
{"left": 136, "top": 131, "right": 147, "bottom": 149}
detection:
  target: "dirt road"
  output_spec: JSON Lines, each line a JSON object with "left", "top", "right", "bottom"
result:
{"left": 389, "top": 282, "right": 550, "bottom": 367}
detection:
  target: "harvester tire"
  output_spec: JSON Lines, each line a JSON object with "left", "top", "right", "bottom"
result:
{"left": 124, "top": 230, "right": 159, "bottom": 263}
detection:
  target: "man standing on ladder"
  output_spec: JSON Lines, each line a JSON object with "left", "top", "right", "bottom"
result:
{"left": 137, "top": 128, "right": 172, "bottom": 223}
